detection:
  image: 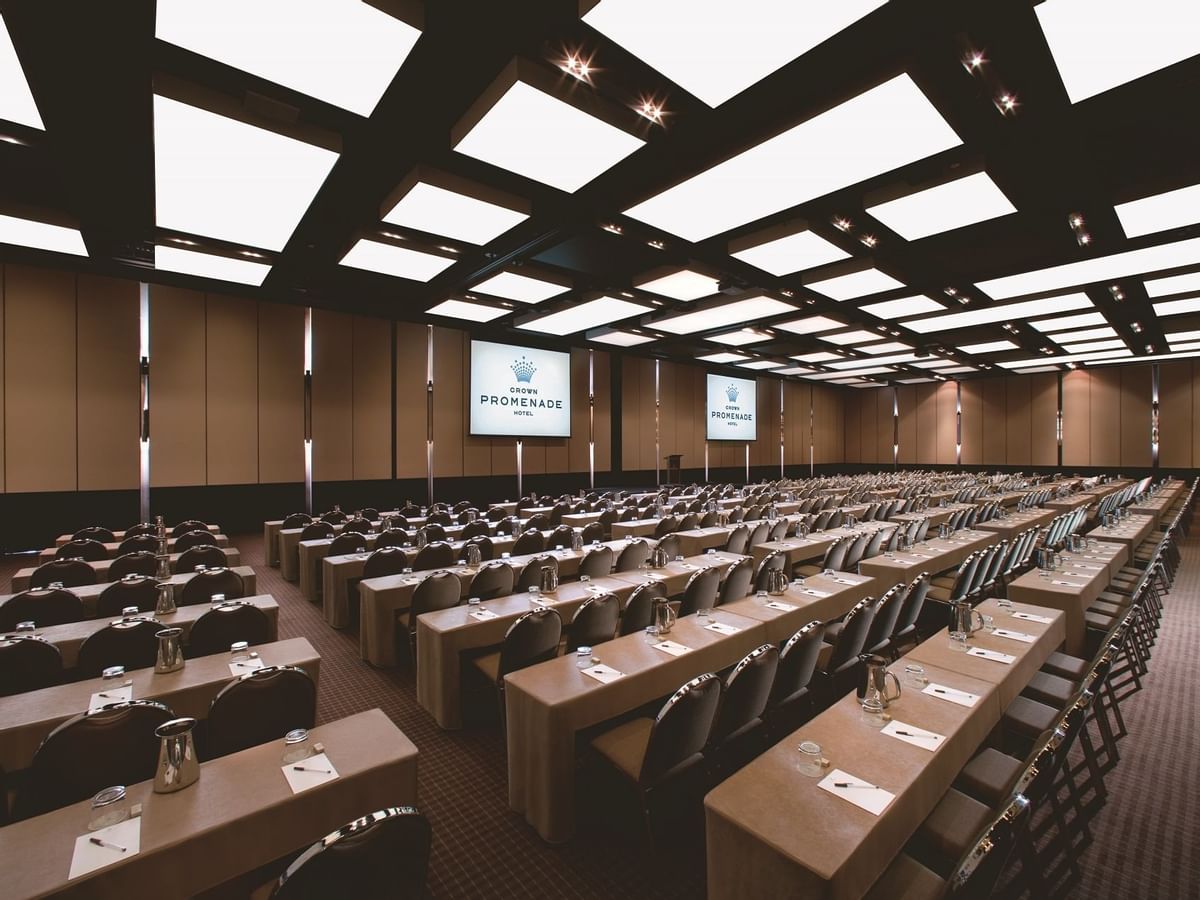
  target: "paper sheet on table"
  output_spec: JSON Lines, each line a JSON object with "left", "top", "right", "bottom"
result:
{"left": 882, "top": 720, "right": 945, "bottom": 751}
{"left": 581, "top": 664, "right": 624, "bottom": 684}
{"left": 968, "top": 647, "right": 1016, "bottom": 664}
{"left": 992, "top": 628, "right": 1036, "bottom": 644}
{"left": 652, "top": 640, "right": 692, "bottom": 657}
{"left": 923, "top": 682, "right": 979, "bottom": 707}
{"left": 801, "top": 588, "right": 832, "bottom": 598}
{"left": 69, "top": 817, "right": 141, "bottom": 879}
{"left": 765, "top": 601, "right": 797, "bottom": 612}
{"left": 469, "top": 608, "right": 498, "bottom": 621}
{"left": 831, "top": 577, "right": 860, "bottom": 585}
{"left": 818, "top": 769, "right": 895, "bottom": 816}
{"left": 282, "top": 752, "right": 339, "bottom": 793}
{"left": 705, "top": 621, "right": 741, "bottom": 636}
{"left": 88, "top": 684, "right": 132, "bottom": 713}
{"left": 1012, "top": 611, "right": 1054, "bottom": 624}
{"left": 229, "top": 657, "right": 265, "bottom": 676}
{"left": 1051, "top": 579, "right": 1086, "bottom": 586}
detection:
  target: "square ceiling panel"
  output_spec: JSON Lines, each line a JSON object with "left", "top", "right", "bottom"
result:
{"left": 775, "top": 315, "right": 843, "bottom": 335}
{"left": 582, "top": 0, "right": 886, "bottom": 107}
{"left": 517, "top": 295, "right": 651, "bottom": 335}
{"left": 806, "top": 267, "right": 904, "bottom": 301}
{"left": 155, "top": 0, "right": 420, "bottom": 116}
{"left": 383, "top": 179, "right": 528, "bottom": 245}
{"left": 340, "top": 238, "right": 456, "bottom": 281}
{"left": 729, "top": 227, "right": 850, "bottom": 276}
{"left": 1144, "top": 270, "right": 1200, "bottom": 298}
{"left": 708, "top": 328, "right": 770, "bottom": 346}
{"left": 0, "top": 14, "right": 42, "bottom": 129}
{"left": 623, "top": 74, "right": 961, "bottom": 242}
{"left": 634, "top": 268, "right": 719, "bottom": 300}
{"left": 700, "top": 351, "right": 750, "bottom": 363}
{"left": 737, "top": 359, "right": 784, "bottom": 370}
{"left": 1155, "top": 297, "right": 1200, "bottom": 317}
{"left": 589, "top": 330, "right": 655, "bottom": 346}
{"left": 1053, "top": 326, "right": 1117, "bottom": 343}
{"left": 865, "top": 171, "right": 1016, "bottom": 241}
{"left": 1029, "top": 312, "right": 1108, "bottom": 331}
{"left": 860, "top": 295, "right": 944, "bottom": 319}
{"left": 821, "top": 329, "right": 883, "bottom": 346}
{"left": 792, "top": 350, "right": 843, "bottom": 363}
{"left": 0, "top": 213, "right": 86, "bottom": 255}
{"left": 774, "top": 366, "right": 815, "bottom": 375}
{"left": 653, "top": 295, "right": 795, "bottom": 334}
{"left": 1035, "top": 0, "right": 1200, "bottom": 104}
{"left": 453, "top": 74, "right": 644, "bottom": 192}
{"left": 471, "top": 270, "right": 569, "bottom": 303}
{"left": 427, "top": 299, "right": 509, "bottom": 323}
{"left": 905, "top": 294, "right": 1093, "bottom": 332}
{"left": 960, "top": 339, "right": 1017, "bottom": 354}
{"left": 153, "top": 94, "right": 339, "bottom": 252}
{"left": 155, "top": 245, "right": 270, "bottom": 286}
{"left": 1115, "top": 181, "right": 1200, "bottom": 239}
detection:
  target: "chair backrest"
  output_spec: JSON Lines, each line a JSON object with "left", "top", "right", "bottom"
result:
{"left": 204, "top": 665, "right": 317, "bottom": 760}
{"left": 615, "top": 539, "right": 651, "bottom": 572}
{"left": 124, "top": 522, "right": 157, "bottom": 538}
{"left": 411, "top": 542, "right": 455, "bottom": 572}
{"left": 822, "top": 536, "right": 850, "bottom": 573}
{"left": 468, "top": 563, "right": 514, "bottom": 600}
{"left": 550, "top": 503, "right": 569, "bottom": 526}
{"left": 863, "top": 528, "right": 888, "bottom": 559}
{"left": 915, "top": 516, "right": 931, "bottom": 542}
{"left": 497, "top": 608, "right": 562, "bottom": 679}
{"left": 96, "top": 575, "right": 159, "bottom": 617}
{"left": 770, "top": 621, "right": 826, "bottom": 706}
{"left": 364, "top": 546, "right": 414, "bottom": 579}
{"left": 0, "top": 588, "right": 84, "bottom": 630}
{"left": 459, "top": 535, "right": 495, "bottom": 562}
{"left": 0, "top": 635, "right": 63, "bottom": 696}
{"left": 187, "top": 603, "right": 272, "bottom": 658}
{"left": 30, "top": 558, "right": 96, "bottom": 590}
{"left": 842, "top": 532, "right": 870, "bottom": 570}
{"left": 56, "top": 538, "right": 108, "bottom": 561}
{"left": 179, "top": 568, "right": 246, "bottom": 606}
{"left": 640, "top": 674, "right": 722, "bottom": 786}
{"left": 427, "top": 512, "right": 453, "bottom": 528}
{"left": 329, "top": 532, "right": 369, "bottom": 557}
{"left": 718, "top": 558, "right": 754, "bottom": 605}
{"left": 826, "top": 598, "right": 877, "bottom": 674}
{"left": 174, "top": 530, "right": 219, "bottom": 552}
{"left": 281, "top": 513, "right": 312, "bottom": 530}
{"left": 567, "top": 593, "right": 620, "bottom": 651}
{"left": 747, "top": 522, "right": 770, "bottom": 548}
{"left": 575, "top": 545, "right": 611, "bottom": 579}
{"left": 768, "top": 519, "right": 790, "bottom": 542}
{"left": 409, "top": 572, "right": 462, "bottom": 626}
{"left": 581, "top": 521, "right": 606, "bottom": 545}
{"left": 176, "top": 545, "right": 228, "bottom": 572}
{"left": 946, "top": 795, "right": 1030, "bottom": 899}
{"left": 949, "top": 553, "right": 983, "bottom": 602}
{"left": 172, "top": 519, "right": 209, "bottom": 537}
{"left": 893, "top": 573, "right": 930, "bottom": 635}
{"left": 513, "top": 555, "right": 555, "bottom": 591}
{"left": 753, "top": 551, "right": 788, "bottom": 591}
{"left": 511, "top": 530, "right": 545, "bottom": 555}
{"left": 678, "top": 513, "right": 700, "bottom": 531}
{"left": 711, "top": 644, "right": 780, "bottom": 745}
{"left": 863, "top": 582, "right": 907, "bottom": 652}
{"left": 271, "top": 807, "right": 432, "bottom": 900}
{"left": 653, "top": 517, "right": 679, "bottom": 539}
{"left": 108, "top": 550, "right": 159, "bottom": 580}
{"left": 421, "top": 523, "right": 447, "bottom": 542}
{"left": 374, "top": 529, "right": 410, "bottom": 550}
{"left": 461, "top": 520, "right": 490, "bottom": 540}
{"left": 74, "top": 525, "right": 116, "bottom": 543}
{"left": 657, "top": 533, "right": 681, "bottom": 560}
{"left": 77, "top": 618, "right": 163, "bottom": 677}
{"left": 678, "top": 567, "right": 721, "bottom": 617}
{"left": 19, "top": 700, "right": 173, "bottom": 818}
{"left": 545, "top": 525, "right": 573, "bottom": 550}
{"left": 619, "top": 582, "right": 666, "bottom": 635}
{"left": 525, "top": 513, "right": 550, "bottom": 532}
{"left": 300, "top": 521, "right": 336, "bottom": 541}
{"left": 724, "top": 525, "right": 749, "bottom": 554}
{"left": 360, "top": 508, "right": 380, "bottom": 522}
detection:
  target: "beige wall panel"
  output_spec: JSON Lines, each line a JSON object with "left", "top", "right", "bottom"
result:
{"left": 915, "top": 385, "right": 937, "bottom": 463}
{"left": 784, "top": 381, "right": 810, "bottom": 467}
{"left": 5, "top": 265, "right": 77, "bottom": 492}
{"left": 896, "top": 385, "right": 917, "bottom": 465}
{"left": 1158, "top": 361, "right": 1192, "bottom": 469}
{"left": 658, "top": 360, "right": 678, "bottom": 463}
{"left": 847, "top": 390, "right": 865, "bottom": 463}
{"left": 1119, "top": 364, "right": 1152, "bottom": 468}
{"left": 1062, "top": 370, "right": 1091, "bottom": 466}
{"left": 758, "top": 377, "right": 779, "bottom": 469}
{"left": 393, "top": 322, "right": 427, "bottom": 479}
{"left": 812, "top": 385, "right": 843, "bottom": 463}
{"left": 565, "top": 349, "right": 590, "bottom": 473}
{"left": 876, "top": 386, "right": 894, "bottom": 465}
{"left": 492, "top": 437, "right": 518, "bottom": 476}
{"left": 430, "top": 327, "right": 465, "bottom": 478}
{"left": 311, "top": 308, "right": 354, "bottom": 482}
{"left": 959, "top": 381, "right": 983, "bottom": 466}
{"left": 205, "top": 294, "right": 258, "bottom": 485}
{"left": 1029, "top": 373, "right": 1059, "bottom": 467}
{"left": 593, "top": 350, "right": 611, "bottom": 472}
{"left": 1005, "top": 376, "right": 1031, "bottom": 466}
{"left": 449, "top": 331, "right": 489, "bottom": 478}
{"left": 620, "top": 356, "right": 643, "bottom": 472}
{"left": 77, "top": 274, "right": 139, "bottom": 490}
{"left": 980, "top": 378, "right": 1007, "bottom": 466}
{"left": 859, "top": 390, "right": 875, "bottom": 464}
{"left": 936, "top": 381, "right": 957, "bottom": 465}
{"left": 1088, "top": 369, "right": 1121, "bottom": 468}
{"left": 257, "top": 301, "right": 304, "bottom": 484}
{"left": 1192, "top": 362, "right": 1200, "bottom": 472}
{"left": 684, "top": 364, "right": 706, "bottom": 469}
{"left": 149, "top": 285, "right": 206, "bottom": 487}
{"left": 351, "top": 315, "right": 392, "bottom": 481}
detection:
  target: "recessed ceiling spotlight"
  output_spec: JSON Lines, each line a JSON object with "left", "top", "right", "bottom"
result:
{"left": 1144, "top": 344, "right": 1154, "bottom": 353}
{"left": 559, "top": 52, "right": 593, "bottom": 82}
{"left": 995, "top": 92, "right": 1018, "bottom": 115}
{"left": 957, "top": 296, "right": 970, "bottom": 305}
{"left": 944, "top": 286, "right": 957, "bottom": 296}
{"left": 860, "top": 233, "right": 878, "bottom": 248}
{"left": 602, "top": 223, "right": 623, "bottom": 235}
{"left": 963, "top": 50, "right": 986, "bottom": 73}
{"left": 890, "top": 329, "right": 901, "bottom": 336}
{"left": 381, "top": 231, "right": 403, "bottom": 240}
{"left": 647, "top": 239, "right": 665, "bottom": 250}
{"left": 1041, "top": 347, "right": 1055, "bottom": 354}
{"left": 780, "top": 289, "right": 794, "bottom": 297}
{"left": 1108, "top": 283, "right": 1125, "bottom": 301}
{"left": 240, "top": 250, "right": 265, "bottom": 258}
{"left": 0, "top": 134, "right": 24, "bottom": 145}
{"left": 1067, "top": 212, "right": 1092, "bottom": 246}
{"left": 1131, "top": 322, "right": 1143, "bottom": 333}
{"left": 1067, "top": 362, "right": 1078, "bottom": 369}
{"left": 437, "top": 245, "right": 458, "bottom": 254}
{"left": 832, "top": 216, "right": 852, "bottom": 232}
{"left": 171, "top": 237, "right": 198, "bottom": 246}
{"left": 636, "top": 98, "right": 664, "bottom": 124}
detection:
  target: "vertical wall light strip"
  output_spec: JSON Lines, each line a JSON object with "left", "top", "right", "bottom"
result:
{"left": 303, "top": 307, "right": 313, "bottom": 515}
{"left": 892, "top": 387, "right": 899, "bottom": 469}
{"left": 516, "top": 440, "right": 524, "bottom": 498}
{"left": 1151, "top": 365, "right": 1160, "bottom": 468}
{"left": 588, "top": 350, "right": 595, "bottom": 489}
{"left": 426, "top": 325, "right": 434, "bottom": 504}
{"left": 138, "top": 284, "right": 151, "bottom": 521}
{"left": 654, "top": 360, "right": 661, "bottom": 485}
{"left": 779, "top": 381, "right": 785, "bottom": 478}
{"left": 1056, "top": 373, "right": 1064, "bottom": 466}
{"left": 744, "top": 443, "right": 750, "bottom": 483}
{"left": 704, "top": 443, "right": 709, "bottom": 482}
{"left": 809, "top": 394, "right": 815, "bottom": 477}
{"left": 955, "top": 382, "right": 962, "bottom": 467}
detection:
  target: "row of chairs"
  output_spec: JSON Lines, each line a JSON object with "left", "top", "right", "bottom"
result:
{"left": 70, "top": 520, "right": 211, "bottom": 543}
{"left": 56, "top": 529, "right": 219, "bottom": 561}
{"left": 25, "top": 544, "right": 231, "bottom": 590}
{"left": 926, "top": 527, "right": 1040, "bottom": 607}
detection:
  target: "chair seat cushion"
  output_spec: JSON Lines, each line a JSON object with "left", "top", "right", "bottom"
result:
{"left": 925, "top": 585, "right": 954, "bottom": 604}
{"left": 864, "top": 853, "right": 944, "bottom": 900}
{"left": 916, "top": 788, "right": 994, "bottom": 862}
{"left": 956, "top": 748, "right": 1024, "bottom": 808}
{"left": 815, "top": 641, "right": 834, "bottom": 673}
{"left": 1089, "top": 600, "right": 1124, "bottom": 617}
{"left": 590, "top": 717, "right": 653, "bottom": 781}
{"left": 1085, "top": 610, "right": 1117, "bottom": 630}
{"left": 1022, "top": 671, "right": 1075, "bottom": 707}
{"left": 472, "top": 652, "right": 500, "bottom": 683}
{"left": 1003, "top": 695, "right": 1059, "bottom": 737}
{"left": 794, "top": 565, "right": 822, "bottom": 578}
{"left": 1097, "top": 591, "right": 1132, "bottom": 606}
{"left": 823, "top": 620, "right": 845, "bottom": 643}
{"left": 1042, "top": 652, "right": 1089, "bottom": 681}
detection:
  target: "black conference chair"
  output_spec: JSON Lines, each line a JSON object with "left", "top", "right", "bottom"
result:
{"left": 29, "top": 559, "right": 96, "bottom": 590}
{"left": 202, "top": 665, "right": 317, "bottom": 760}
{"left": 0, "top": 588, "right": 85, "bottom": 630}
{"left": 0, "top": 635, "right": 64, "bottom": 696}
{"left": 96, "top": 575, "right": 159, "bottom": 617}
{"left": 179, "top": 568, "right": 246, "bottom": 606}
{"left": 187, "top": 602, "right": 272, "bottom": 658}
{"left": 76, "top": 619, "right": 163, "bottom": 678}
{"left": 55, "top": 539, "right": 108, "bottom": 562}
{"left": 566, "top": 593, "right": 620, "bottom": 652}
{"left": 109, "top": 550, "right": 159, "bottom": 580}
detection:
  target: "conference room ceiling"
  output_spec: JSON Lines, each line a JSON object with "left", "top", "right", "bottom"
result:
{"left": 2, "top": 0, "right": 1200, "bottom": 385}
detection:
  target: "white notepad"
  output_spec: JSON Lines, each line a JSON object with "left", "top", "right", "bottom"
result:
{"left": 991, "top": 629, "right": 1036, "bottom": 644}
{"left": 282, "top": 752, "right": 339, "bottom": 794}
{"left": 88, "top": 684, "right": 132, "bottom": 713}
{"left": 923, "top": 683, "right": 980, "bottom": 707}
{"left": 818, "top": 769, "right": 895, "bottom": 816}
{"left": 229, "top": 657, "right": 265, "bottom": 676}
{"left": 581, "top": 664, "right": 624, "bottom": 684}
{"left": 652, "top": 640, "right": 692, "bottom": 657}
{"left": 882, "top": 720, "right": 945, "bottom": 751}
{"left": 705, "top": 621, "right": 741, "bottom": 636}
{"left": 1012, "top": 611, "right": 1054, "bottom": 624}
{"left": 70, "top": 817, "right": 141, "bottom": 879}
{"left": 1051, "top": 579, "right": 1085, "bottom": 586}
{"left": 469, "top": 608, "right": 498, "bottom": 621}
{"left": 968, "top": 647, "right": 1016, "bottom": 664}
{"left": 765, "top": 601, "right": 797, "bottom": 612}
{"left": 801, "top": 588, "right": 832, "bottom": 598}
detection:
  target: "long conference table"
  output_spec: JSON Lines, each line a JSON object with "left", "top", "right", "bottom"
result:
{"left": 704, "top": 598, "right": 1066, "bottom": 900}
{"left": 36, "top": 534, "right": 231, "bottom": 563}
{"left": 11, "top": 547, "right": 243, "bottom": 592}
{"left": 0, "top": 709, "right": 417, "bottom": 900}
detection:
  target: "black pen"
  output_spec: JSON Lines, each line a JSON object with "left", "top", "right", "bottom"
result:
{"left": 833, "top": 782, "right": 876, "bottom": 789}
{"left": 89, "top": 837, "right": 127, "bottom": 852}
{"left": 292, "top": 765, "right": 332, "bottom": 774}
{"left": 896, "top": 729, "right": 937, "bottom": 740}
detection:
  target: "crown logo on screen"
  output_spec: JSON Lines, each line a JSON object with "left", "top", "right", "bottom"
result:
{"left": 511, "top": 357, "right": 537, "bottom": 383}
{"left": 725, "top": 384, "right": 739, "bottom": 401}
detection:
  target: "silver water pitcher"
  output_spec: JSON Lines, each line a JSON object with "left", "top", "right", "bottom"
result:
{"left": 155, "top": 552, "right": 171, "bottom": 583}
{"left": 153, "top": 717, "right": 199, "bottom": 793}
{"left": 949, "top": 600, "right": 985, "bottom": 650}
{"left": 464, "top": 543, "right": 482, "bottom": 567}
{"left": 415, "top": 527, "right": 428, "bottom": 549}
{"left": 649, "top": 545, "right": 669, "bottom": 569}
{"left": 651, "top": 595, "right": 676, "bottom": 636}
{"left": 154, "top": 627, "right": 185, "bottom": 673}
{"left": 571, "top": 530, "right": 584, "bottom": 552}
{"left": 859, "top": 654, "right": 902, "bottom": 709}
{"left": 538, "top": 564, "right": 559, "bottom": 593}
{"left": 764, "top": 566, "right": 789, "bottom": 596}
{"left": 155, "top": 581, "right": 176, "bottom": 616}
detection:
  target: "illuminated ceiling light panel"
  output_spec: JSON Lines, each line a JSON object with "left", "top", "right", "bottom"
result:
{"left": 1035, "top": 0, "right": 1200, "bottom": 104}
{"left": 1064, "top": 338, "right": 1128, "bottom": 353}
{"left": 1166, "top": 330, "right": 1200, "bottom": 344}
{"left": 775, "top": 315, "right": 843, "bottom": 335}
{"left": 1091, "top": 349, "right": 1200, "bottom": 366}
{"left": 1012, "top": 366, "right": 1063, "bottom": 374}
{"left": 0, "top": 213, "right": 86, "bottom": 255}
{"left": 977, "top": 236, "right": 1200, "bottom": 300}
{"left": 517, "top": 296, "right": 651, "bottom": 335}
{"left": 774, "top": 366, "right": 815, "bottom": 375}
{"left": 155, "top": 245, "right": 270, "bottom": 286}
{"left": 827, "top": 353, "right": 919, "bottom": 370}
{"left": 700, "top": 351, "right": 751, "bottom": 363}
{"left": 1144, "top": 271, "right": 1200, "bottom": 298}
{"left": 821, "top": 329, "right": 884, "bottom": 346}
{"left": 1001, "top": 348, "right": 1133, "bottom": 369}
{"left": 1029, "top": 312, "right": 1108, "bottom": 332}
{"left": 905, "top": 293, "right": 1092, "bottom": 333}
{"left": 1153, "top": 297, "right": 1200, "bottom": 317}
{"left": 860, "top": 295, "right": 944, "bottom": 318}
{"left": 803, "top": 369, "right": 875, "bottom": 380}
{"left": 792, "top": 351, "right": 843, "bottom": 363}
{"left": 340, "top": 239, "right": 455, "bottom": 281}
{"left": 1170, "top": 342, "right": 1200, "bottom": 352}
{"left": 155, "top": 0, "right": 420, "bottom": 116}
{"left": 913, "top": 359, "right": 959, "bottom": 369}
{"left": 635, "top": 269, "right": 719, "bottom": 301}
{"left": 426, "top": 299, "right": 509, "bottom": 323}
{"left": 855, "top": 341, "right": 912, "bottom": 354}
{"left": 897, "top": 377, "right": 936, "bottom": 384}
{"left": 828, "top": 366, "right": 895, "bottom": 377}
{"left": 865, "top": 172, "right": 1016, "bottom": 241}
{"left": 940, "top": 366, "right": 977, "bottom": 374}
{"left": 589, "top": 330, "right": 656, "bottom": 346}
{"left": 729, "top": 228, "right": 850, "bottom": 276}
{"left": 383, "top": 182, "right": 527, "bottom": 245}
{"left": 960, "top": 339, "right": 1017, "bottom": 354}
{"left": 654, "top": 295, "right": 795, "bottom": 334}
{"left": 807, "top": 267, "right": 904, "bottom": 301}
{"left": 454, "top": 80, "right": 644, "bottom": 192}
{"left": 0, "top": 14, "right": 42, "bottom": 128}
{"left": 623, "top": 74, "right": 961, "bottom": 242}
{"left": 582, "top": 0, "right": 885, "bottom": 107}
{"left": 1053, "top": 326, "right": 1117, "bottom": 343}
{"left": 154, "top": 95, "right": 338, "bottom": 252}
{"left": 709, "top": 328, "right": 770, "bottom": 346}
{"left": 738, "top": 359, "right": 785, "bottom": 370}
{"left": 1115, "top": 181, "right": 1200, "bottom": 239}
{"left": 472, "top": 271, "right": 569, "bottom": 303}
